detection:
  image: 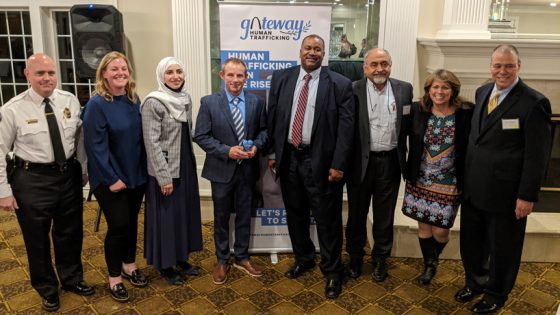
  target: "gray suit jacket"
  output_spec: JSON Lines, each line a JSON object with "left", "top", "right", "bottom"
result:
{"left": 142, "top": 97, "right": 193, "bottom": 186}
{"left": 347, "top": 77, "right": 413, "bottom": 185}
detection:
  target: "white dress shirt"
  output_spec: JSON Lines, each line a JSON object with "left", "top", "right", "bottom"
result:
{"left": 0, "top": 88, "right": 82, "bottom": 197}
{"left": 367, "top": 79, "right": 397, "bottom": 152}
{"left": 287, "top": 67, "right": 321, "bottom": 145}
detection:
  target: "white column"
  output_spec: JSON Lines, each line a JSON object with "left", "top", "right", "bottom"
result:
{"left": 436, "top": 0, "right": 492, "bottom": 39}
{"left": 171, "top": 0, "right": 212, "bottom": 194}
{"left": 171, "top": 0, "right": 212, "bottom": 116}
{"left": 378, "top": 0, "right": 420, "bottom": 84}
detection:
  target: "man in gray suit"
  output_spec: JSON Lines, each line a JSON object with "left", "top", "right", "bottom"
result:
{"left": 194, "top": 58, "right": 267, "bottom": 285}
{"left": 345, "top": 48, "right": 413, "bottom": 282}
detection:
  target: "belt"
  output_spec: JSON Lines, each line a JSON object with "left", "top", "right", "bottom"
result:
{"left": 370, "top": 149, "right": 396, "bottom": 157}
{"left": 14, "top": 155, "right": 77, "bottom": 172}
{"left": 291, "top": 144, "right": 311, "bottom": 153}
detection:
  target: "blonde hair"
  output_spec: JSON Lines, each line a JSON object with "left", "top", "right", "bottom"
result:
{"left": 94, "top": 51, "right": 138, "bottom": 103}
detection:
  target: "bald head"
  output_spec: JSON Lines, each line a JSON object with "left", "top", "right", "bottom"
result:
{"left": 25, "top": 53, "right": 57, "bottom": 98}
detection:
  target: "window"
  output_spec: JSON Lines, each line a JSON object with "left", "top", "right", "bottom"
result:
{"left": 0, "top": 10, "right": 33, "bottom": 105}
{"left": 53, "top": 11, "right": 94, "bottom": 106}
{"left": 208, "top": 0, "right": 380, "bottom": 92}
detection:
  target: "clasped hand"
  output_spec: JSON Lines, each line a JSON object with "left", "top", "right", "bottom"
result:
{"left": 229, "top": 145, "right": 256, "bottom": 160}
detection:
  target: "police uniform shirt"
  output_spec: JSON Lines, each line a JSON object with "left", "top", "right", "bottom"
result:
{"left": 0, "top": 88, "right": 82, "bottom": 198}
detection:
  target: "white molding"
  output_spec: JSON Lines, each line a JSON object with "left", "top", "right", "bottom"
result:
{"left": 379, "top": 0, "right": 419, "bottom": 83}
{"left": 436, "top": 0, "right": 492, "bottom": 39}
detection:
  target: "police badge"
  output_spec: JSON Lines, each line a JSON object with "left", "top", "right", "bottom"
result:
{"left": 63, "top": 107, "right": 71, "bottom": 119}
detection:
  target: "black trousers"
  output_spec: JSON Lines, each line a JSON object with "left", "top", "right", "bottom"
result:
{"left": 346, "top": 150, "right": 400, "bottom": 261}
{"left": 94, "top": 184, "right": 145, "bottom": 277}
{"left": 12, "top": 162, "right": 84, "bottom": 298}
{"left": 280, "top": 148, "right": 344, "bottom": 279}
{"left": 460, "top": 199, "right": 527, "bottom": 304}
{"left": 211, "top": 165, "right": 253, "bottom": 263}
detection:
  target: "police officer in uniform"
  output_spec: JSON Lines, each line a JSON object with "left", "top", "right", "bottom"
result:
{"left": 0, "top": 53, "right": 94, "bottom": 312}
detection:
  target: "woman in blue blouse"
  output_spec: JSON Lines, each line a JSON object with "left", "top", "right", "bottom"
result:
{"left": 82, "top": 51, "right": 148, "bottom": 302}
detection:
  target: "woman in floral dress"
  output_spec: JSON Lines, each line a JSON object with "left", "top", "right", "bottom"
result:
{"left": 402, "top": 69, "right": 473, "bottom": 284}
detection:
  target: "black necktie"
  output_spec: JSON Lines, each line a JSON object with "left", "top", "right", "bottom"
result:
{"left": 44, "top": 98, "right": 66, "bottom": 165}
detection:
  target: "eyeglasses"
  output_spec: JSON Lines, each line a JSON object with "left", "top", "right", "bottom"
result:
{"left": 491, "top": 64, "right": 518, "bottom": 70}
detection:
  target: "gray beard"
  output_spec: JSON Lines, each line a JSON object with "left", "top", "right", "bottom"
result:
{"left": 373, "top": 75, "right": 387, "bottom": 85}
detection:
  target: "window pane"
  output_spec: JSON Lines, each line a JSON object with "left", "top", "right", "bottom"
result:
{"left": 11, "top": 37, "right": 24, "bottom": 59}
{"left": 61, "top": 84, "right": 75, "bottom": 95}
{"left": 78, "top": 77, "right": 95, "bottom": 84}
{"left": 1, "top": 84, "right": 15, "bottom": 103}
{"left": 13, "top": 61, "right": 25, "bottom": 83}
{"left": 57, "top": 36, "right": 72, "bottom": 59}
{"left": 0, "top": 61, "right": 12, "bottom": 83}
{"left": 0, "top": 12, "right": 7, "bottom": 34}
{"left": 60, "top": 60, "right": 74, "bottom": 83}
{"left": 22, "top": 12, "right": 30, "bottom": 35}
{"left": 0, "top": 37, "right": 9, "bottom": 58}
{"left": 7, "top": 12, "right": 22, "bottom": 35}
{"left": 77, "top": 85, "right": 93, "bottom": 106}
{"left": 55, "top": 12, "right": 70, "bottom": 35}
{"left": 15, "top": 84, "right": 27, "bottom": 95}
{"left": 25, "top": 36, "right": 33, "bottom": 58}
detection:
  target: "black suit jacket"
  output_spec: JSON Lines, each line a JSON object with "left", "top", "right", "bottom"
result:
{"left": 404, "top": 102, "right": 473, "bottom": 192}
{"left": 347, "top": 77, "right": 413, "bottom": 185}
{"left": 267, "top": 66, "right": 354, "bottom": 191}
{"left": 463, "top": 79, "right": 551, "bottom": 213}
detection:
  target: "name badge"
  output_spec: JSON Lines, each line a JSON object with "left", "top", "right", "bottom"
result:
{"left": 502, "top": 118, "right": 520, "bottom": 130}
{"left": 403, "top": 105, "right": 411, "bottom": 115}
{"left": 26, "top": 119, "right": 38, "bottom": 124}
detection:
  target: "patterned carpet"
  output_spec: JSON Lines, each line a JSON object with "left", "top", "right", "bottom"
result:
{"left": 0, "top": 201, "right": 559, "bottom": 314}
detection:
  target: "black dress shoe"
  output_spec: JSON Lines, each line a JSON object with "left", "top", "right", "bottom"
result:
{"left": 346, "top": 263, "right": 362, "bottom": 279}
{"left": 471, "top": 299, "right": 504, "bottom": 313}
{"left": 42, "top": 294, "right": 60, "bottom": 312}
{"left": 325, "top": 278, "right": 342, "bottom": 299}
{"left": 160, "top": 267, "right": 185, "bottom": 285}
{"left": 109, "top": 283, "right": 129, "bottom": 302}
{"left": 285, "top": 260, "right": 316, "bottom": 279}
{"left": 62, "top": 280, "right": 95, "bottom": 296}
{"left": 371, "top": 259, "right": 388, "bottom": 282}
{"left": 454, "top": 286, "right": 481, "bottom": 303}
{"left": 122, "top": 269, "right": 148, "bottom": 287}
{"left": 177, "top": 261, "right": 201, "bottom": 276}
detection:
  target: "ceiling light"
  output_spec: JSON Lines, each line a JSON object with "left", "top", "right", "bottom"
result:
{"left": 550, "top": 2, "right": 557, "bottom": 7}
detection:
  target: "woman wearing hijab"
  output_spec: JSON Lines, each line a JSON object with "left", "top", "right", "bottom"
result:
{"left": 142, "top": 57, "right": 203, "bottom": 285}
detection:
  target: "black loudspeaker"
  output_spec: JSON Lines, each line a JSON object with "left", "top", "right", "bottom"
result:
{"left": 70, "top": 4, "right": 124, "bottom": 79}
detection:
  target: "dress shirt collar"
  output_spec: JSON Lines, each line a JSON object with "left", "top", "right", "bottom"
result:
{"left": 492, "top": 76, "right": 519, "bottom": 95}
{"left": 367, "top": 78, "right": 392, "bottom": 94}
{"left": 225, "top": 90, "right": 245, "bottom": 104}
{"left": 298, "top": 66, "right": 321, "bottom": 82}
{"left": 28, "top": 87, "right": 56, "bottom": 106}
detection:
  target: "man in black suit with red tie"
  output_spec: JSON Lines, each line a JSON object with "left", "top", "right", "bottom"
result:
{"left": 267, "top": 34, "right": 354, "bottom": 299}
{"left": 455, "top": 44, "right": 551, "bottom": 313}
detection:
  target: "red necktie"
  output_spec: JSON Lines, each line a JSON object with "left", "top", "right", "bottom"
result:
{"left": 291, "top": 73, "right": 311, "bottom": 148}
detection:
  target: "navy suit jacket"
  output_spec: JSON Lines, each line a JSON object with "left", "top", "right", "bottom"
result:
{"left": 267, "top": 66, "right": 354, "bottom": 191}
{"left": 194, "top": 90, "right": 267, "bottom": 184}
{"left": 463, "top": 79, "right": 551, "bottom": 213}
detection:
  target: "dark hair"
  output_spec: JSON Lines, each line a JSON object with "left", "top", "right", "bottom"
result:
{"left": 420, "top": 69, "right": 467, "bottom": 112}
{"left": 221, "top": 57, "right": 247, "bottom": 74}
{"left": 301, "top": 34, "right": 325, "bottom": 48}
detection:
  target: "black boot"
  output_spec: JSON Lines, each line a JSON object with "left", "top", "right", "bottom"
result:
{"left": 434, "top": 238, "right": 448, "bottom": 258}
{"left": 417, "top": 237, "right": 437, "bottom": 285}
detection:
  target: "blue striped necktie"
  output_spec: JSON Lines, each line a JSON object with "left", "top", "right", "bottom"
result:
{"left": 232, "top": 97, "right": 245, "bottom": 144}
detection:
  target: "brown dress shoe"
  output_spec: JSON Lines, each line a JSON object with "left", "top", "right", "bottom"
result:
{"left": 233, "top": 259, "right": 263, "bottom": 277}
{"left": 212, "top": 263, "right": 230, "bottom": 284}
